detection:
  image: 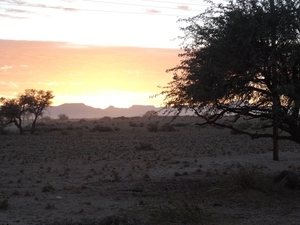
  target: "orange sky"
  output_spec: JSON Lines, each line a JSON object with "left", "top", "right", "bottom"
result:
{"left": 0, "top": 1, "right": 225, "bottom": 108}
{"left": 0, "top": 40, "right": 181, "bottom": 108}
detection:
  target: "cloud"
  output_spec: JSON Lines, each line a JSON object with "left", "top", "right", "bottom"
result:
{"left": 36, "top": 81, "right": 64, "bottom": 86}
{"left": 0, "top": 65, "right": 13, "bottom": 71}
{"left": 0, "top": 13, "right": 27, "bottom": 19}
{"left": 69, "top": 82, "right": 82, "bottom": 86}
{"left": 46, "top": 82, "right": 64, "bottom": 86}
{"left": 5, "top": 8, "right": 30, "bottom": 13}
{"left": 177, "top": 5, "right": 190, "bottom": 11}
{"left": 3, "top": 0, "right": 78, "bottom": 12}
{"left": 0, "top": 81, "right": 19, "bottom": 88}
{"left": 146, "top": 9, "right": 161, "bottom": 14}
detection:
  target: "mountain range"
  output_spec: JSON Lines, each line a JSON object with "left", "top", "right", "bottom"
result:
{"left": 46, "top": 103, "right": 160, "bottom": 119}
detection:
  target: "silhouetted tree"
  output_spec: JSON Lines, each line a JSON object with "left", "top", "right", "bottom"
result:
{"left": 0, "top": 97, "right": 28, "bottom": 134}
{"left": 21, "top": 89, "right": 54, "bottom": 134}
{"left": 158, "top": 0, "right": 300, "bottom": 160}
{"left": 0, "top": 89, "right": 54, "bottom": 134}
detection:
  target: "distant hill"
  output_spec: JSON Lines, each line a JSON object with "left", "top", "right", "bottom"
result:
{"left": 46, "top": 103, "right": 160, "bottom": 119}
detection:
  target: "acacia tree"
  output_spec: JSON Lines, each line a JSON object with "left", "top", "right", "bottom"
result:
{"left": 0, "top": 89, "right": 54, "bottom": 134}
{"left": 0, "top": 97, "right": 29, "bottom": 134}
{"left": 158, "top": 0, "right": 300, "bottom": 160}
{"left": 21, "top": 89, "right": 54, "bottom": 134}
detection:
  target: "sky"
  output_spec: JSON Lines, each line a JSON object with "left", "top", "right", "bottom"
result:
{"left": 0, "top": 0, "right": 215, "bottom": 109}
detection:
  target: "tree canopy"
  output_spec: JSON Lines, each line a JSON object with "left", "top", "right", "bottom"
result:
{"left": 0, "top": 89, "right": 54, "bottom": 134}
{"left": 158, "top": 0, "right": 300, "bottom": 160}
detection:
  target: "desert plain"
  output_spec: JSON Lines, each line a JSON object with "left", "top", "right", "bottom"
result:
{"left": 0, "top": 116, "right": 299, "bottom": 225}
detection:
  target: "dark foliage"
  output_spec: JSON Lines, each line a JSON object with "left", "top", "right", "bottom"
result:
{"left": 158, "top": 0, "right": 300, "bottom": 160}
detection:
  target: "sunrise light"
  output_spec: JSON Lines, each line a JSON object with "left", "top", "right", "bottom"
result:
{"left": 0, "top": 0, "right": 211, "bottom": 108}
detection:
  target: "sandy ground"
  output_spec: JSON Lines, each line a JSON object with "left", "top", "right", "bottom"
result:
{"left": 0, "top": 116, "right": 299, "bottom": 225}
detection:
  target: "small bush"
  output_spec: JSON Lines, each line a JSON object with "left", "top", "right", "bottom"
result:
{"left": 159, "top": 123, "right": 176, "bottom": 132}
{"left": 41, "top": 116, "right": 52, "bottom": 123}
{"left": 173, "top": 122, "right": 190, "bottom": 127}
{"left": 135, "top": 142, "right": 155, "bottom": 151}
{"left": 42, "top": 214, "right": 143, "bottom": 225}
{"left": 114, "top": 126, "right": 120, "bottom": 131}
{"left": 78, "top": 118, "right": 86, "bottom": 123}
{"left": 100, "top": 116, "right": 111, "bottom": 121}
{"left": 58, "top": 114, "right": 69, "bottom": 121}
{"left": 143, "top": 110, "right": 157, "bottom": 118}
{"left": 90, "top": 125, "right": 114, "bottom": 133}
{"left": 150, "top": 197, "right": 206, "bottom": 224}
{"left": 226, "top": 163, "right": 258, "bottom": 193}
{"left": 129, "top": 121, "right": 138, "bottom": 127}
{"left": 147, "top": 122, "right": 159, "bottom": 132}
{"left": 42, "top": 184, "right": 55, "bottom": 192}
{"left": 49, "top": 127, "right": 61, "bottom": 132}
{"left": 0, "top": 199, "right": 8, "bottom": 210}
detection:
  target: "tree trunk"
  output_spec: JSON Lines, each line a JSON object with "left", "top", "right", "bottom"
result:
{"left": 270, "top": 0, "right": 279, "bottom": 161}
{"left": 16, "top": 124, "right": 24, "bottom": 135}
{"left": 30, "top": 116, "right": 38, "bottom": 135}
{"left": 273, "top": 123, "right": 279, "bottom": 161}
{"left": 14, "top": 118, "right": 24, "bottom": 135}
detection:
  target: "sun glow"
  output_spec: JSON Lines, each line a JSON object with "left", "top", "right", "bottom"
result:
{"left": 0, "top": 40, "right": 178, "bottom": 108}
{"left": 53, "top": 90, "right": 165, "bottom": 109}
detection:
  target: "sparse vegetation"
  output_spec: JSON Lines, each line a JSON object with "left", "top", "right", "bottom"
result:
{"left": 58, "top": 114, "right": 69, "bottom": 121}
{"left": 90, "top": 125, "right": 114, "bottom": 132}
{"left": 143, "top": 110, "right": 157, "bottom": 118}
{"left": 0, "top": 115, "right": 299, "bottom": 224}
{"left": 129, "top": 121, "right": 138, "bottom": 127}
{"left": 0, "top": 199, "right": 9, "bottom": 210}
{"left": 159, "top": 123, "right": 176, "bottom": 132}
{"left": 100, "top": 116, "right": 111, "bottom": 121}
{"left": 42, "top": 214, "right": 143, "bottom": 225}
{"left": 135, "top": 142, "right": 155, "bottom": 151}
{"left": 0, "top": 89, "right": 54, "bottom": 134}
{"left": 146, "top": 122, "right": 159, "bottom": 132}
{"left": 150, "top": 196, "right": 207, "bottom": 225}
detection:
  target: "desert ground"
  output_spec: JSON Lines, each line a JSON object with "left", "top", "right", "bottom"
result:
{"left": 0, "top": 116, "right": 299, "bottom": 225}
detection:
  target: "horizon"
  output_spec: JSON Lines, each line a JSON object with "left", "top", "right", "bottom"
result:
{"left": 51, "top": 102, "right": 161, "bottom": 110}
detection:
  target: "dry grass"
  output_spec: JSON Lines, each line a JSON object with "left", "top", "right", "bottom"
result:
{"left": 0, "top": 116, "right": 299, "bottom": 224}
{"left": 150, "top": 195, "right": 209, "bottom": 225}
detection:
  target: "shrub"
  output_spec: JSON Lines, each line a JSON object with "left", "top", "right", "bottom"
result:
{"left": 58, "top": 114, "right": 69, "bottom": 121}
{"left": 90, "top": 125, "right": 114, "bottom": 133}
{"left": 173, "top": 122, "right": 190, "bottom": 127}
{"left": 42, "top": 214, "right": 143, "bottom": 225}
{"left": 150, "top": 196, "right": 206, "bottom": 224}
{"left": 135, "top": 142, "right": 155, "bottom": 151}
{"left": 100, "top": 116, "right": 111, "bottom": 121}
{"left": 114, "top": 126, "right": 120, "bottom": 131}
{"left": 226, "top": 163, "right": 258, "bottom": 193}
{"left": 0, "top": 199, "right": 8, "bottom": 210}
{"left": 143, "top": 110, "right": 157, "bottom": 118}
{"left": 159, "top": 123, "right": 176, "bottom": 132}
{"left": 129, "top": 121, "right": 138, "bottom": 127}
{"left": 147, "top": 122, "right": 159, "bottom": 132}
{"left": 78, "top": 118, "right": 86, "bottom": 123}
{"left": 41, "top": 116, "right": 52, "bottom": 123}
